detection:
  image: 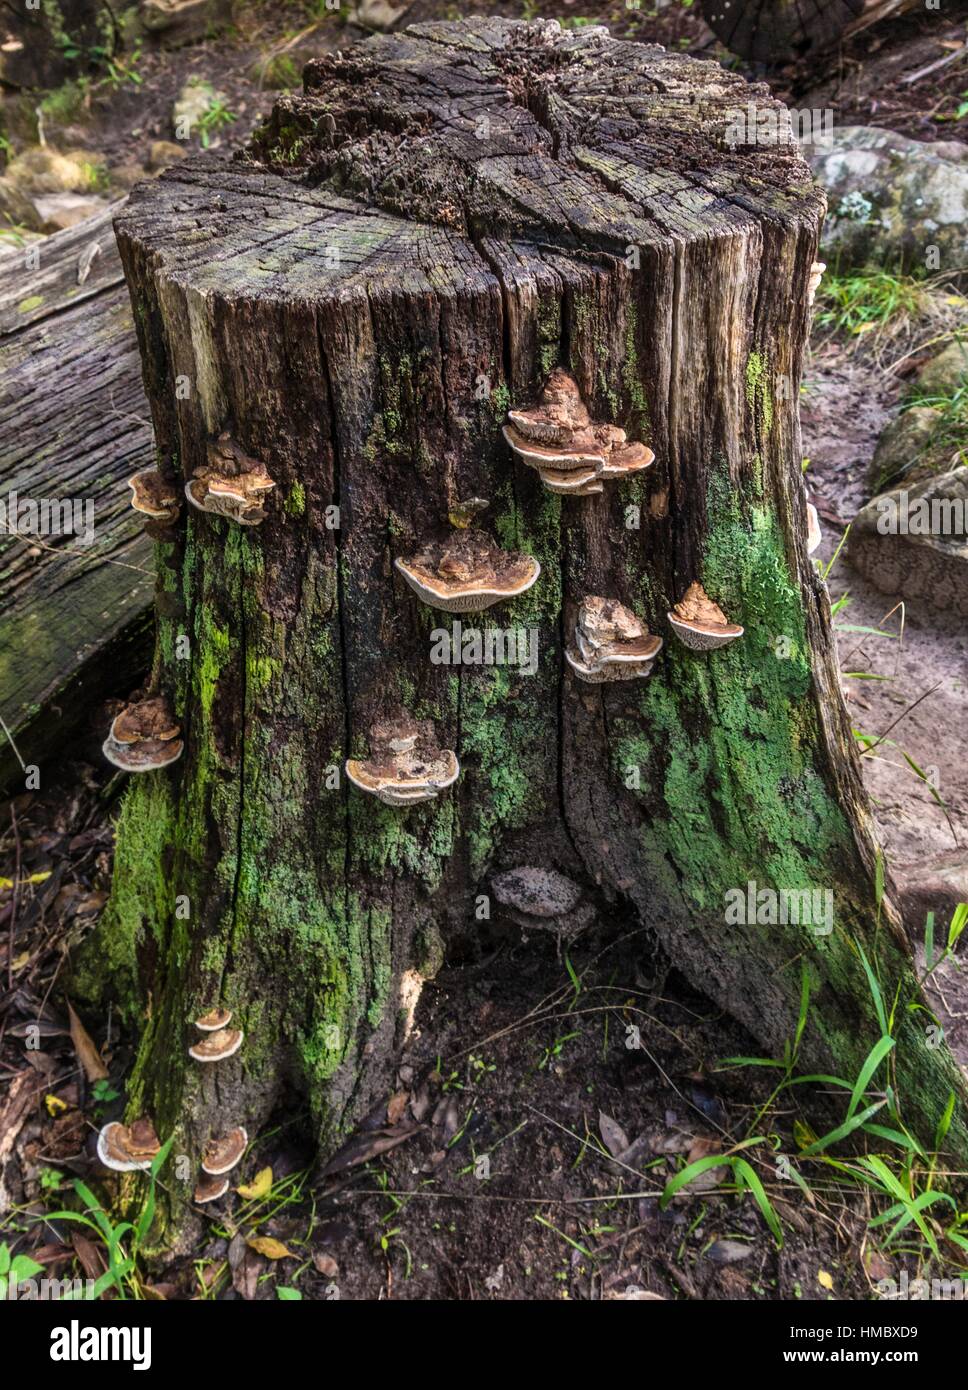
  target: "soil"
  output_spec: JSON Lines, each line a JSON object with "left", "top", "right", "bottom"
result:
{"left": 0, "top": 0, "right": 966, "bottom": 1303}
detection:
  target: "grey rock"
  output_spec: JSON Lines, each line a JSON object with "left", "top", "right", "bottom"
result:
{"left": 915, "top": 339, "right": 968, "bottom": 399}
{"left": 0, "top": 175, "right": 43, "bottom": 232}
{"left": 805, "top": 127, "right": 968, "bottom": 279}
{"left": 849, "top": 467, "right": 968, "bottom": 617}
{"left": 491, "top": 866, "right": 582, "bottom": 918}
{"left": 868, "top": 406, "right": 943, "bottom": 493}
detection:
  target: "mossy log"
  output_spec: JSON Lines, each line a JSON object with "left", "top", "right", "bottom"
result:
{"left": 88, "top": 17, "right": 968, "bottom": 1232}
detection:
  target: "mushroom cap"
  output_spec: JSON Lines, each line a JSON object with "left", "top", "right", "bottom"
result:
{"left": 578, "top": 596, "right": 646, "bottom": 646}
{"left": 194, "top": 1173, "right": 230, "bottom": 1205}
{"left": 502, "top": 424, "right": 608, "bottom": 472}
{"left": 597, "top": 442, "right": 655, "bottom": 478}
{"left": 184, "top": 478, "right": 270, "bottom": 527}
{"left": 127, "top": 468, "right": 180, "bottom": 520}
{"left": 396, "top": 535, "right": 540, "bottom": 613}
{"left": 346, "top": 748, "right": 460, "bottom": 797}
{"left": 565, "top": 646, "right": 659, "bottom": 683}
{"left": 188, "top": 1027, "right": 244, "bottom": 1063}
{"left": 103, "top": 733, "right": 184, "bottom": 773}
{"left": 201, "top": 1126, "right": 248, "bottom": 1176}
{"left": 533, "top": 463, "right": 604, "bottom": 495}
{"left": 806, "top": 502, "right": 822, "bottom": 556}
{"left": 97, "top": 1118, "right": 161, "bottom": 1172}
{"left": 668, "top": 583, "right": 743, "bottom": 650}
{"left": 195, "top": 1007, "right": 233, "bottom": 1032}
{"left": 570, "top": 597, "right": 663, "bottom": 677}
{"left": 111, "top": 695, "right": 180, "bottom": 745}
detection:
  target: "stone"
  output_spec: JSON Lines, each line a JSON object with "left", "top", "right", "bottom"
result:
{"left": 868, "top": 405, "right": 944, "bottom": 493}
{"left": 805, "top": 127, "right": 968, "bottom": 281}
{"left": 33, "top": 192, "right": 108, "bottom": 232}
{"left": 5, "top": 147, "right": 104, "bottom": 197}
{"left": 915, "top": 339, "right": 968, "bottom": 399}
{"left": 848, "top": 467, "right": 968, "bottom": 617}
{"left": 895, "top": 853, "right": 968, "bottom": 937}
{"left": 147, "top": 140, "right": 188, "bottom": 173}
{"left": 491, "top": 867, "right": 583, "bottom": 918}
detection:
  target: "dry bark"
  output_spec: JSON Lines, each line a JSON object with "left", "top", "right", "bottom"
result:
{"left": 79, "top": 17, "right": 968, "bottom": 1234}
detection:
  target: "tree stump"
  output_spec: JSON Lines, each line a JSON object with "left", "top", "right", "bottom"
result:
{"left": 90, "top": 17, "right": 968, "bottom": 1229}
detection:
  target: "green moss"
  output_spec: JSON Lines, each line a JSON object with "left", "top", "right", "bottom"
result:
{"left": 746, "top": 351, "right": 774, "bottom": 435}
{"left": 285, "top": 481, "right": 306, "bottom": 516}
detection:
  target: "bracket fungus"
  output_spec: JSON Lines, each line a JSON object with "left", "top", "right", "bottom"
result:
{"left": 346, "top": 716, "right": 459, "bottom": 807}
{"left": 395, "top": 532, "right": 539, "bottom": 613}
{"left": 194, "top": 1173, "right": 230, "bottom": 1205}
{"left": 127, "top": 467, "right": 181, "bottom": 530}
{"left": 188, "top": 1027, "right": 244, "bottom": 1063}
{"left": 565, "top": 596, "right": 663, "bottom": 683}
{"left": 807, "top": 260, "right": 826, "bottom": 308}
{"left": 96, "top": 1118, "right": 161, "bottom": 1173}
{"left": 503, "top": 369, "right": 654, "bottom": 497}
{"left": 195, "top": 1007, "right": 233, "bottom": 1032}
{"left": 185, "top": 432, "right": 275, "bottom": 527}
{"left": 668, "top": 582, "right": 744, "bottom": 651}
{"left": 807, "top": 501, "right": 822, "bottom": 556}
{"left": 103, "top": 695, "right": 183, "bottom": 773}
{"left": 201, "top": 1127, "right": 248, "bottom": 1177}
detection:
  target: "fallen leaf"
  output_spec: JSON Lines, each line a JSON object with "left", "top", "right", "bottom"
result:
{"left": 599, "top": 1111, "right": 630, "bottom": 1159}
{"left": 247, "top": 1236, "right": 294, "bottom": 1261}
{"left": 706, "top": 1240, "right": 753, "bottom": 1265}
{"left": 313, "top": 1251, "right": 338, "bottom": 1278}
{"left": 818, "top": 1269, "right": 834, "bottom": 1291}
{"left": 236, "top": 1167, "right": 273, "bottom": 1200}
{"left": 67, "top": 1002, "right": 108, "bottom": 1083}
{"left": 320, "top": 1123, "right": 420, "bottom": 1177}
{"left": 386, "top": 1090, "right": 409, "bottom": 1125}
{"left": 45, "top": 1094, "right": 68, "bottom": 1117}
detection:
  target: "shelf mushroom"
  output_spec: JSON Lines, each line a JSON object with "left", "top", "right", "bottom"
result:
{"left": 194, "top": 1173, "right": 230, "bottom": 1204}
{"left": 668, "top": 582, "right": 744, "bottom": 651}
{"left": 346, "top": 716, "right": 460, "bottom": 807}
{"left": 807, "top": 261, "right": 826, "bottom": 308}
{"left": 565, "top": 596, "right": 663, "bottom": 683}
{"left": 194, "top": 1007, "right": 233, "bottom": 1032}
{"left": 103, "top": 695, "right": 183, "bottom": 773}
{"left": 188, "top": 1026, "right": 244, "bottom": 1063}
{"left": 96, "top": 1118, "right": 161, "bottom": 1173}
{"left": 395, "top": 532, "right": 539, "bottom": 613}
{"left": 806, "top": 501, "right": 822, "bottom": 556}
{"left": 202, "top": 1127, "right": 248, "bottom": 1177}
{"left": 503, "top": 369, "right": 654, "bottom": 497}
{"left": 127, "top": 467, "right": 181, "bottom": 531}
{"left": 185, "top": 432, "right": 275, "bottom": 527}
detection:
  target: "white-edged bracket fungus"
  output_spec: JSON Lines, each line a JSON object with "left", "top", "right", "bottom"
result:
{"left": 668, "top": 582, "right": 744, "bottom": 651}
{"left": 188, "top": 1027, "right": 244, "bottom": 1063}
{"left": 127, "top": 468, "right": 181, "bottom": 530}
{"left": 194, "top": 1173, "right": 230, "bottom": 1205}
{"left": 807, "top": 501, "right": 822, "bottom": 556}
{"left": 395, "top": 532, "right": 539, "bottom": 613}
{"left": 96, "top": 1117, "right": 161, "bottom": 1173}
{"left": 565, "top": 596, "right": 662, "bottom": 683}
{"left": 503, "top": 369, "right": 654, "bottom": 497}
{"left": 102, "top": 695, "right": 183, "bottom": 773}
{"left": 807, "top": 260, "right": 826, "bottom": 308}
{"left": 185, "top": 432, "right": 275, "bottom": 527}
{"left": 195, "top": 1006, "right": 233, "bottom": 1032}
{"left": 201, "top": 1127, "right": 248, "bottom": 1176}
{"left": 346, "top": 715, "right": 459, "bottom": 807}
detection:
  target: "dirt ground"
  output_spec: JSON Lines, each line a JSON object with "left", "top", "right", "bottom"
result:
{"left": 1, "top": 0, "right": 966, "bottom": 1303}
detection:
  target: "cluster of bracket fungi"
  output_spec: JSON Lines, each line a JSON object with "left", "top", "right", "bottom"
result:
{"left": 96, "top": 1005, "right": 247, "bottom": 1206}
{"left": 566, "top": 597, "right": 663, "bottom": 683}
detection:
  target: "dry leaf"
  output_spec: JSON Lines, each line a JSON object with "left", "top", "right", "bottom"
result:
{"left": 247, "top": 1236, "right": 294, "bottom": 1261}
{"left": 818, "top": 1269, "right": 834, "bottom": 1291}
{"left": 599, "top": 1111, "right": 630, "bottom": 1159}
{"left": 45, "top": 1094, "right": 68, "bottom": 1117}
{"left": 387, "top": 1090, "right": 409, "bottom": 1125}
{"left": 67, "top": 1002, "right": 108, "bottom": 1083}
{"left": 236, "top": 1167, "right": 272, "bottom": 1200}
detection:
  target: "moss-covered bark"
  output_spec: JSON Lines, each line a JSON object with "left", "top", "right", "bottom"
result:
{"left": 75, "top": 18, "right": 968, "bottom": 1237}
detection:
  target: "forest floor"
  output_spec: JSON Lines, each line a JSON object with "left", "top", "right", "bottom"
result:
{"left": 0, "top": 0, "right": 966, "bottom": 1302}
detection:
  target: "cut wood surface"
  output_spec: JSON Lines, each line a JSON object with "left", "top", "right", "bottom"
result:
{"left": 79, "top": 17, "right": 968, "bottom": 1234}
{"left": 0, "top": 204, "right": 154, "bottom": 792}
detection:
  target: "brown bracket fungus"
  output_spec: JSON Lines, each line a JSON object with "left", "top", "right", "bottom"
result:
{"left": 188, "top": 1027, "right": 244, "bottom": 1063}
{"left": 127, "top": 468, "right": 181, "bottom": 530}
{"left": 491, "top": 866, "right": 595, "bottom": 942}
{"left": 346, "top": 716, "right": 460, "bottom": 807}
{"left": 185, "top": 432, "right": 275, "bottom": 527}
{"left": 195, "top": 1006, "right": 233, "bottom": 1032}
{"left": 565, "top": 596, "right": 663, "bottom": 683}
{"left": 96, "top": 1118, "right": 161, "bottom": 1173}
{"left": 668, "top": 582, "right": 744, "bottom": 651}
{"left": 807, "top": 260, "right": 826, "bottom": 308}
{"left": 503, "top": 369, "right": 654, "bottom": 497}
{"left": 807, "top": 501, "right": 822, "bottom": 556}
{"left": 194, "top": 1173, "right": 231, "bottom": 1205}
{"left": 103, "top": 695, "right": 183, "bottom": 773}
{"left": 395, "top": 532, "right": 539, "bottom": 613}
{"left": 201, "top": 1127, "right": 248, "bottom": 1177}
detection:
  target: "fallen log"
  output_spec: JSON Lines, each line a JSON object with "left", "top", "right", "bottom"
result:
{"left": 0, "top": 204, "right": 154, "bottom": 793}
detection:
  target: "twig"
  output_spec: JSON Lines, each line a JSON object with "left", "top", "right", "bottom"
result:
{"left": 8, "top": 804, "right": 21, "bottom": 990}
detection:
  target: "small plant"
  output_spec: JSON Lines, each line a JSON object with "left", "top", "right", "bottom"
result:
{"left": 0, "top": 1241, "right": 44, "bottom": 1291}
{"left": 198, "top": 98, "right": 237, "bottom": 148}
{"left": 816, "top": 271, "right": 929, "bottom": 338}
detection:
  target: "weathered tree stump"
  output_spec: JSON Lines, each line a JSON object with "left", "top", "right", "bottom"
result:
{"left": 88, "top": 16, "right": 968, "bottom": 1230}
